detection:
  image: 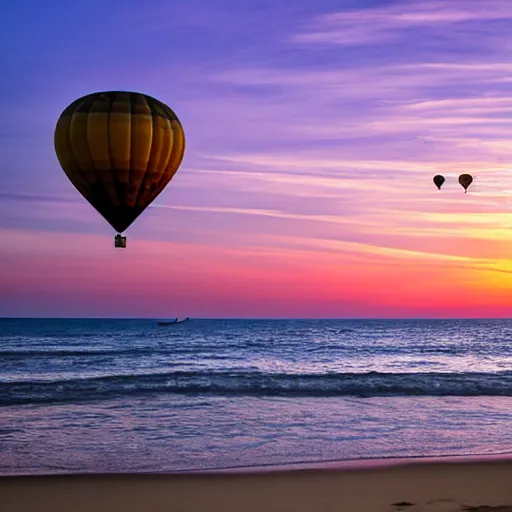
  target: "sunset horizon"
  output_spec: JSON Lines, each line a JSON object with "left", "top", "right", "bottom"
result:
{"left": 2, "top": 2, "right": 512, "bottom": 508}
{"left": 2, "top": 315, "right": 512, "bottom": 320}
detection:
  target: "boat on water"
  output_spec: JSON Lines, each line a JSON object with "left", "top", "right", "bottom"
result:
{"left": 157, "top": 317, "right": 190, "bottom": 326}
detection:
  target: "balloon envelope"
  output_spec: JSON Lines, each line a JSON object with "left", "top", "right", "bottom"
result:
{"left": 458, "top": 173, "right": 473, "bottom": 192}
{"left": 433, "top": 175, "right": 445, "bottom": 190}
{"left": 54, "top": 91, "right": 186, "bottom": 233}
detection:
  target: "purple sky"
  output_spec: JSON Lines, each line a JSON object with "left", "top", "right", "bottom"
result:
{"left": 1, "top": 0, "right": 512, "bottom": 317}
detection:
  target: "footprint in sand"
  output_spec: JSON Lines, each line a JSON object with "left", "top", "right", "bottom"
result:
{"left": 392, "top": 502, "right": 414, "bottom": 510}
{"left": 460, "top": 507, "right": 512, "bottom": 512}
{"left": 390, "top": 500, "right": 512, "bottom": 512}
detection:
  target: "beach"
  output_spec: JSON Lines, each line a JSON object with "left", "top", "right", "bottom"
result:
{"left": 2, "top": 457, "right": 512, "bottom": 512}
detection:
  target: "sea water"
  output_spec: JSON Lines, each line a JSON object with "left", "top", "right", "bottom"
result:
{"left": 1, "top": 318, "right": 511, "bottom": 475}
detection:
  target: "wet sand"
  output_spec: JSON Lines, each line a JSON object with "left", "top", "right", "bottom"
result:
{"left": 1, "top": 457, "right": 512, "bottom": 512}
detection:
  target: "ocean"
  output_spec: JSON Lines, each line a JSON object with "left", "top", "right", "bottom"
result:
{"left": 1, "top": 318, "right": 511, "bottom": 476}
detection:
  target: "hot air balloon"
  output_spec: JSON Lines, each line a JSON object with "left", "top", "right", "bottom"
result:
{"left": 458, "top": 173, "right": 473, "bottom": 193}
{"left": 54, "top": 91, "right": 186, "bottom": 247}
{"left": 433, "top": 175, "right": 445, "bottom": 190}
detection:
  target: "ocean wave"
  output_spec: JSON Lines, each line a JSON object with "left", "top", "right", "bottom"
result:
{"left": 1, "top": 342, "right": 503, "bottom": 359}
{"left": 0, "top": 348, "right": 156, "bottom": 357}
{"left": 0, "top": 347, "right": 213, "bottom": 358}
{"left": 2, "top": 370, "right": 512, "bottom": 406}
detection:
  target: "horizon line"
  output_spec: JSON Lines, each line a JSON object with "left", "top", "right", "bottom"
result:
{"left": 1, "top": 316, "right": 511, "bottom": 321}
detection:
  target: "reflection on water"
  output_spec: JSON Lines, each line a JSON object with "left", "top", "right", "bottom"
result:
{"left": 1, "top": 395, "right": 512, "bottom": 475}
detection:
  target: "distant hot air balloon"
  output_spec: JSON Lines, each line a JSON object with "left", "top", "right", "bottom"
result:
{"left": 433, "top": 175, "right": 445, "bottom": 190}
{"left": 54, "top": 91, "right": 186, "bottom": 247}
{"left": 458, "top": 173, "right": 473, "bottom": 193}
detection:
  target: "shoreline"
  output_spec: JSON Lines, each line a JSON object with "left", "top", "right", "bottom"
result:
{"left": 2, "top": 451, "right": 512, "bottom": 478}
{"left": 2, "top": 456, "right": 512, "bottom": 512}
{"left": 185, "top": 451, "right": 512, "bottom": 475}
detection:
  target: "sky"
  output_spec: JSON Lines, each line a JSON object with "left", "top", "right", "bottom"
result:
{"left": 1, "top": 0, "right": 512, "bottom": 318}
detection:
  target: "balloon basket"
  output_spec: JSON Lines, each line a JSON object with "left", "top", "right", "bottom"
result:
{"left": 114, "top": 234, "right": 127, "bottom": 248}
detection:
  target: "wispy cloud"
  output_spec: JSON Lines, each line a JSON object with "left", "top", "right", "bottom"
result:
{"left": 293, "top": 0, "right": 512, "bottom": 48}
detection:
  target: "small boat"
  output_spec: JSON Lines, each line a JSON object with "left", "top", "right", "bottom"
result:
{"left": 157, "top": 317, "right": 190, "bottom": 326}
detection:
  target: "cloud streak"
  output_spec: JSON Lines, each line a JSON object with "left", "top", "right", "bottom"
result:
{"left": 293, "top": 0, "right": 512, "bottom": 48}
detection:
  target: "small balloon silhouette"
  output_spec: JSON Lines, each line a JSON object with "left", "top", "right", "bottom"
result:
{"left": 458, "top": 174, "right": 473, "bottom": 193}
{"left": 433, "top": 175, "right": 445, "bottom": 190}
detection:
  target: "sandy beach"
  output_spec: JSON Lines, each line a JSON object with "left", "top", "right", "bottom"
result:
{"left": 1, "top": 458, "right": 512, "bottom": 512}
